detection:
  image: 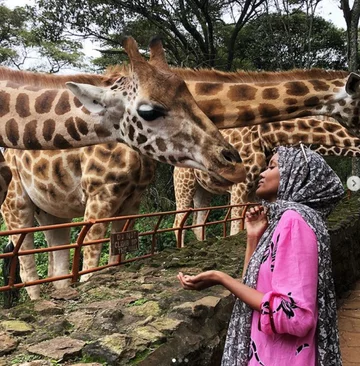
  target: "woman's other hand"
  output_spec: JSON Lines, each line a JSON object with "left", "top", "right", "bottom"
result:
{"left": 245, "top": 205, "right": 268, "bottom": 238}
{"left": 177, "top": 271, "right": 220, "bottom": 291}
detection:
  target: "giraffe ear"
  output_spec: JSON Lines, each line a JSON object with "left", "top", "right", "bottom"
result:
{"left": 66, "top": 82, "right": 106, "bottom": 114}
{"left": 346, "top": 72, "right": 360, "bottom": 96}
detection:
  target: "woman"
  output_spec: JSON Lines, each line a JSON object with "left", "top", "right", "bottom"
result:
{"left": 177, "top": 146, "right": 344, "bottom": 365}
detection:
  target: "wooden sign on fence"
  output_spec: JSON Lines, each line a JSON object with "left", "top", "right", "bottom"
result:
{"left": 110, "top": 230, "right": 139, "bottom": 256}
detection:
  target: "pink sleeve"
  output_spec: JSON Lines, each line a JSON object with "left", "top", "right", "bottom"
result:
{"left": 258, "top": 210, "right": 318, "bottom": 338}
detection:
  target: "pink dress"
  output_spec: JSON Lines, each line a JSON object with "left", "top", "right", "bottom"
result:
{"left": 248, "top": 210, "right": 318, "bottom": 366}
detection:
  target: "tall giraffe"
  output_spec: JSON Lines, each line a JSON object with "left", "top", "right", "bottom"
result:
{"left": 0, "top": 36, "right": 245, "bottom": 207}
{"left": 173, "top": 117, "right": 360, "bottom": 246}
{"left": 4, "top": 64, "right": 360, "bottom": 299}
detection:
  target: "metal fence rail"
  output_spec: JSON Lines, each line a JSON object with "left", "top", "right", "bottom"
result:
{"left": 0, "top": 203, "right": 254, "bottom": 293}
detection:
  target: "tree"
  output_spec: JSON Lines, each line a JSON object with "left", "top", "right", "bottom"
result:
{"left": 234, "top": 10, "right": 346, "bottom": 70}
{"left": 33, "top": 0, "right": 268, "bottom": 71}
{"left": 0, "top": 3, "right": 86, "bottom": 72}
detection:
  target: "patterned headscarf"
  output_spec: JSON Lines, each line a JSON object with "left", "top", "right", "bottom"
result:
{"left": 222, "top": 146, "right": 344, "bottom": 366}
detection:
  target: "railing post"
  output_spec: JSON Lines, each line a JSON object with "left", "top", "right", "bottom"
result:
{"left": 177, "top": 209, "right": 193, "bottom": 248}
{"left": 7, "top": 233, "right": 27, "bottom": 288}
{"left": 71, "top": 220, "right": 95, "bottom": 283}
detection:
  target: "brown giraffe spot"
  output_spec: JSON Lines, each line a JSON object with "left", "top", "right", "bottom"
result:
{"left": 16, "top": 93, "right": 31, "bottom": 117}
{"left": 65, "top": 117, "right": 81, "bottom": 141}
{"left": 81, "top": 106, "right": 91, "bottom": 115}
{"left": 136, "top": 121, "right": 143, "bottom": 130}
{"left": 284, "top": 98, "right": 298, "bottom": 105}
{"left": 95, "top": 125, "right": 112, "bottom": 138}
{"left": 195, "top": 83, "right": 224, "bottom": 96}
{"left": 235, "top": 106, "right": 256, "bottom": 124}
{"left": 75, "top": 117, "right": 89, "bottom": 135}
{"left": 96, "top": 147, "right": 112, "bottom": 162}
{"left": 137, "top": 134, "right": 147, "bottom": 145}
{"left": 262, "top": 88, "right": 279, "bottom": 100}
{"left": 128, "top": 125, "right": 135, "bottom": 141}
{"left": 339, "top": 100, "right": 346, "bottom": 106}
{"left": 286, "top": 106, "right": 299, "bottom": 114}
{"left": 343, "top": 138, "right": 353, "bottom": 146}
{"left": 197, "top": 99, "right": 226, "bottom": 124}
{"left": 73, "top": 97, "right": 82, "bottom": 108}
{"left": 67, "top": 155, "right": 81, "bottom": 176}
{"left": 258, "top": 103, "right": 280, "bottom": 119}
{"left": 43, "top": 119, "right": 56, "bottom": 142}
{"left": 114, "top": 124, "right": 120, "bottom": 130}
{"left": 5, "top": 119, "right": 19, "bottom": 146}
{"left": 329, "top": 134, "right": 341, "bottom": 146}
{"left": 304, "top": 96, "right": 320, "bottom": 107}
{"left": 284, "top": 81, "right": 309, "bottom": 96}
{"left": 0, "top": 91, "right": 10, "bottom": 117}
{"left": 23, "top": 120, "right": 42, "bottom": 149}
{"left": 324, "top": 94, "right": 333, "bottom": 100}
{"left": 309, "top": 80, "right": 330, "bottom": 91}
{"left": 323, "top": 122, "right": 341, "bottom": 133}
{"left": 281, "top": 121, "right": 295, "bottom": 132}
{"left": 88, "top": 161, "right": 105, "bottom": 174}
{"left": 332, "top": 80, "right": 345, "bottom": 87}
{"left": 169, "top": 156, "right": 177, "bottom": 165}
{"left": 35, "top": 90, "right": 58, "bottom": 114}
{"left": 53, "top": 158, "right": 72, "bottom": 190}
{"left": 53, "top": 134, "right": 73, "bottom": 149}
{"left": 156, "top": 138, "right": 167, "bottom": 152}
{"left": 55, "top": 91, "right": 71, "bottom": 115}
{"left": 143, "top": 144, "right": 156, "bottom": 153}
{"left": 34, "top": 158, "right": 50, "bottom": 180}
{"left": 228, "top": 85, "right": 257, "bottom": 101}
{"left": 158, "top": 156, "right": 167, "bottom": 163}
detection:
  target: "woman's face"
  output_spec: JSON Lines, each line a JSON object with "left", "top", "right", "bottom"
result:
{"left": 256, "top": 153, "right": 280, "bottom": 202}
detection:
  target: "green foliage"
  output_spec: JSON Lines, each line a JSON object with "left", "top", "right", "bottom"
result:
{"left": 235, "top": 10, "right": 347, "bottom": 70}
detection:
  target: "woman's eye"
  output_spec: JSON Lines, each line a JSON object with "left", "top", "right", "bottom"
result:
{"left": 137, "top": 106, "right": 166, "bottom": 121}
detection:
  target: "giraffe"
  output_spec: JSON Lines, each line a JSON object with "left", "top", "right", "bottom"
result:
{"left": 4, "top": 64, "right": 360, "bottom": 300}
{"left": 0, "top": 36, "right": 246, "bottom": 209}
{"left": 173, "top": 117, "right": 360, "bottom": 247}
{"left": 1, "top": 143, "right": 156, "bottom": 300}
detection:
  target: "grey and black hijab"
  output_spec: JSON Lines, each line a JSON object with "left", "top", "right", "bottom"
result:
{"left": 221, "top": 146, "right": 344, "bottom": 366}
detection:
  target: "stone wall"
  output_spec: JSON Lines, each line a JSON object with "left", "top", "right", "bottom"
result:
{"left": 0, "top": 195, "right": 359, "bottom": 366}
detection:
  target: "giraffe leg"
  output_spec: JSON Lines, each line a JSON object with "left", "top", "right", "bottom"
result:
{"left": 173, "top": 167, "right": 197, "bottom": 247}
{"left": 229, "top": 183, "right": 248, "bottom": 236}
{"left": 1, "top": 170, "right": 39, "bottom": 300}
{"left": 35, "top": 210, "right": 71, "bottom": 289}
{"left": 192, "top": 185, "right": 213, "bottom": 241}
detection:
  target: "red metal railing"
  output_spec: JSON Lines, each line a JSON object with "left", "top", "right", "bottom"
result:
{"left": 0, "top": 203, "right": 254, "bottom": 293}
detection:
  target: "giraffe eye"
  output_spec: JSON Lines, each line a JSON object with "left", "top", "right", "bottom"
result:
{"left": 137, "top": 104, "right": 167, "bottom": 121}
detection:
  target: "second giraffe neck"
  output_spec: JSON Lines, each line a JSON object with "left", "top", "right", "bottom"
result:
{"left": 186, "top": 78, "right": 347, "bottom": 128}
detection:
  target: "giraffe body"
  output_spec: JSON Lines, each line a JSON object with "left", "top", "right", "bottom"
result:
{"left": 173, "top": 117, "right": 360, "bottom": 246}
{"left": 4, "top": 64, "right": 360, "bottom": 299}
{"left": 1, "top": 143, "right": 156, "bottom": 299}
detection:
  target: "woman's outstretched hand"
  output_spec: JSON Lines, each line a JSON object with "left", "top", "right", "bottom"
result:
{"left": 245, "top": 205, "right": 269, "bottom": 238}
{"left": 177, "top": 270, "right": 221, "bottom": 291}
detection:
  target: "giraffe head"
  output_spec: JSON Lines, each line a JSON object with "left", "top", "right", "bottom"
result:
{"left": 337, "top": 72, "right": 360, "bottom": 136}
{"left": 66, "top": 37, "right": 245, "bottom": 184}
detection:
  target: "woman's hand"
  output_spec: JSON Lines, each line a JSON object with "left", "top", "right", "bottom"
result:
{"left": 177, "top": 270, "right": 221, "bottom": 291}
{"left": 245, "top": 205, "right": 268, "bottom": 239}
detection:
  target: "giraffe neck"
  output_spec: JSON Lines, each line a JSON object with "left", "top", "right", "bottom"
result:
{"left": 186, "top": 77, "right": 349, "bottom": 129}
{"left": 258, "top": 118, "right": 360, "bottom": 157}
{"left": 0, "top": 81, "right": 117, "bottom": 149}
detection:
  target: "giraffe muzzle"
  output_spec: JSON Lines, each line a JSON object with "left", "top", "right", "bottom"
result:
{"left": 216, "top": 148, "right": 246, "bottom": 184}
